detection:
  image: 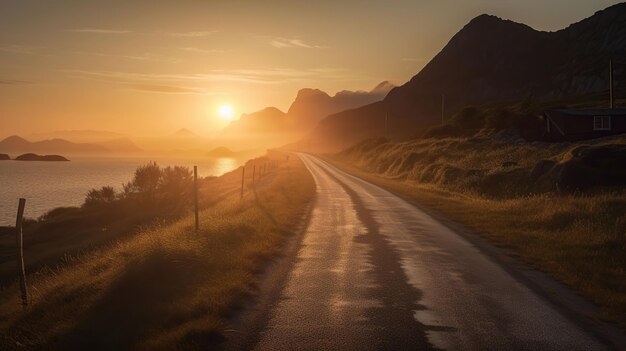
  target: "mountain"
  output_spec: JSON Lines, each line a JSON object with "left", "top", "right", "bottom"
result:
{"left": 287, "top": 81, "right": 394, "bottom": 130}
{"left": 94, "top": 137, "right": 143, "bottom": 153}
{"left": 0, "top": 135, "right": 110, "bottom": 154}
{"left": 215, "top": 107, "right": 301, "bottom": 152}
{"left": 304, "top": 3, "right": 626, "bottom": 152}
{"left": 173, "top": 128, "right": 199, "bottom": 138}
{"left": 221, "top": 107, "right": 289, "bottom": 136}
{"left": 216, "top": 81, "right": 394, "bottom": 151}
{"left": 28, "top": 130, "right": 128, "bottom": 143}
{"left": 24, "top": 130, "right": 142, "bottom": 153}
{"left": 218, "top": 107, "right": 294, "bottom": 150}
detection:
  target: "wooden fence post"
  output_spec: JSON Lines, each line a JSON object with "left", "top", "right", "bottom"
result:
{"left": 240, "top": 166, "right": 246, "bottom": 199}
{"left": 193, "top": 166, "right": 199, "bottom": 232}
{"left": 15, "top": 198, "right": 27, "bottom": 308}
{"left": 252, "top": 165, "right": 256, "bottom": 188}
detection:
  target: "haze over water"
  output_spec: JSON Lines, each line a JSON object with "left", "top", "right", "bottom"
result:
{"left": 0, "top": 156, "right": 241, "bottom": 225}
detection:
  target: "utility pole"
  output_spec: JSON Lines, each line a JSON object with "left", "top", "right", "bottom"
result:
{"left": 15, "top": 198, "right": 28, "bottom": 308}
{"left": 610, "top": 59, "right": 614, "bottom": 109}
{"left": 193, "top": 166, "right": 199, "bottom": 232}
{"left": 252, "top": 165, "right": 256, "bottom": 188}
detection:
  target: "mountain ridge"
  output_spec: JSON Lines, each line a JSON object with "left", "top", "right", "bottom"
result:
{"left": 303, "top": 3, "right": 626, "bottom": 152}
{"left": 0, "top": 135, "right": 111, "bottom": 154}
{"left": 217, "top": 81, "right": 394, "bottom": 150}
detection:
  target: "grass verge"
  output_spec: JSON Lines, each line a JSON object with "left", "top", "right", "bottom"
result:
{"left": 0, "top": 154, "right": 314, "bottom": 350}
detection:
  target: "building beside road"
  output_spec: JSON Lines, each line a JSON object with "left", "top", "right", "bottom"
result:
{"left": 542, "top": 108, "right": 626, "bottom": 141}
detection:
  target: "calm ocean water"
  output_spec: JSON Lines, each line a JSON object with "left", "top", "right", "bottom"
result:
{"left": 0, "top": 156, "right": 242, "bottom": 226}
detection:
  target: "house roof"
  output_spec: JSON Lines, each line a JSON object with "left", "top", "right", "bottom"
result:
{"left": 545, "top": 108, "right": 626, "bottom": 116}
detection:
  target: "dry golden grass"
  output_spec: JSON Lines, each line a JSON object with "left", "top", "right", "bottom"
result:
{"left": 0, "top": 155, "right": 314, "bottom": 350}
{"left": 341, "top": 133, "right": 626, "bottom": 197}
{"left": 327, "top": 157, "right": 626, "bottom": 329}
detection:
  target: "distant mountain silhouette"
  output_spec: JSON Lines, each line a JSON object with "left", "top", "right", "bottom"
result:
{"left": 219, "top": 107, "right": 293, "bottom": 152}
{"left": 304, "top": 3, "right": 626, "bottom": 151}
{"left": 287, "top": 81, "right": 394, "bottom": 130}
{"left": 173, "top": 128, "right": 200, "bottom": 138}
{"left": 0, "top": 153, "right": 9, "bottom": 160}
{"left": 222, "top": 107, "right": 289, "bottom": 136}
{"left": 28, "top": 130, "right": 128, "bottom": 143}
{"left": 217, "top": 81, "right": 394, "bottom": 150}
{"left": 0, "top": 135, "right": 110, "bottom": 154}
{"left": 94, "top": 137, "right": 143, "bottom": 153}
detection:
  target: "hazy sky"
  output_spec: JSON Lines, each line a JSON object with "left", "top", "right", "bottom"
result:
{"left": 0, "top": 0, "right": 622, "bottom": 137}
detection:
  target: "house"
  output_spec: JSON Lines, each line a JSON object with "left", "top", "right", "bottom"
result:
{"left": 542, "top": 108, "right": 626, "bottom": 141}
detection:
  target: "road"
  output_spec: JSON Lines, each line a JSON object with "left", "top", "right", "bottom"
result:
{"left": 253, "top": 154, "right": 607, "bottom": 350}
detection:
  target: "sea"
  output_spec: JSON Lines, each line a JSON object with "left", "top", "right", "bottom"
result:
{"left": 0, "top": 156, "right": 242, "bottom": 226}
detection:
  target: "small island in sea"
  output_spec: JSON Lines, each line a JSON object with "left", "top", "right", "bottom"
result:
{"left": 14, "top": 153, "right": 69, "bottom": 161}
{"left": 0, "top": 154, "right": 9, "bottom": 160}
{"left": 207, "top": 146, "right": 237, "bottom": 158}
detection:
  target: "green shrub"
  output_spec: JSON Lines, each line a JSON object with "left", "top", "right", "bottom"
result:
{"left": 84, "top": 186, "right": 116, "bottom": 207}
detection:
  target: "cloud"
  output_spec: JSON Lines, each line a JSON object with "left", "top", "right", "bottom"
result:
{"left": 206, "top": 68, "right": 355, "bottom": 84}
{"left": 63, "top": 67, "right": 363, "bottom": 89}
{"left": 180, "top": 47, "right": 226, "bottom": 54}
{"left": 71, "top": 51, "right": 178, "bottom": 63}
{"left": 269, "top": 37, "right": 327, "bottom": 49}
{"left": 65, "top": 28, "right": 132, "bottom": 34}
{"left": 64, "top": 29, "right": 217, "bottom": 37}
{"left": 0, "top": 44, "right": 45, "bottom": 55}
{"left": 164, "top": 31, "right": 216, "bottom": 37}
{"left": 0, "top": 79, "right": 32, "bottom": 85}
{"left": 126, "top": 84, "right": 209, "bottom": 94}
{"left": 62, "top": 70, "right": 214, "bottom": 94}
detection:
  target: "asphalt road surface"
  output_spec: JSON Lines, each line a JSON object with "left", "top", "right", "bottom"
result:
{"left": 253, "top": 154, "right": 607, "bottom": 350}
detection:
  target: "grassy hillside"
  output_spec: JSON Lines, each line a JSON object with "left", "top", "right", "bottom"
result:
{"left": 331, "top": 133, "right": 626, "bottom": 327}
{"left": 0, "top": 154, "right": 314, "bottom": 350}
{"left": 0, "top": 162, "right": 232, "bottom": 286}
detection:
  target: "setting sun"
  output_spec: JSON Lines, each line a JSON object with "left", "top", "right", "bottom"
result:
{"left": 218, "top": 104, "right": 234, "bottom": 120}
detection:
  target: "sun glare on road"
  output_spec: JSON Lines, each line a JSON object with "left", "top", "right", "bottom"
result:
{"left": 218, "top": 104, "right": 234, "bottom": 121}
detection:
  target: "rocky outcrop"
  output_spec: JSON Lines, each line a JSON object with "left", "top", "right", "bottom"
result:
{"left": 532, "top": 145, "right": 626, "bottom": 192}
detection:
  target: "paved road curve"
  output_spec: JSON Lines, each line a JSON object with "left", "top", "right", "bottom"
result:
{"left": 254, "top": 154, "right": 607, "bottom": 350}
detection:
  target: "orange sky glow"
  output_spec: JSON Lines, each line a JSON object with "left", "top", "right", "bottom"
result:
{"left": 1, "top": 0, "right": 622, "bottom": 138}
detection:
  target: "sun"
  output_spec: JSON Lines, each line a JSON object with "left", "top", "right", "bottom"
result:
{"left": 218, "top": 104, "right": 234, "bottom": 120}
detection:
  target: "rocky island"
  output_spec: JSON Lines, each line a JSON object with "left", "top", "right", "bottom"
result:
{"left": 207, "top": 146, "right": 237, "bottom": 158}
{"left": 0, "top": 154, "right": 9, "bottom": 160}
{"left": 14, "top": 153, "right": 69, "bottom": 161}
